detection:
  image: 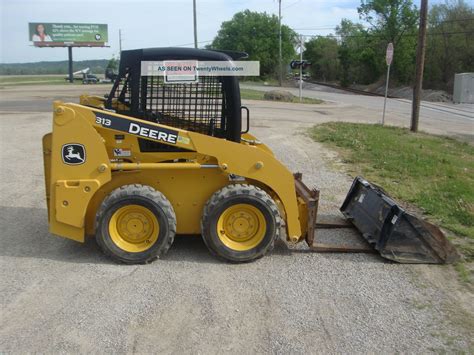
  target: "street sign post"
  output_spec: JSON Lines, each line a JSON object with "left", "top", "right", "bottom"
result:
{"left": 299, "top": 35, "right": 305, "bottom": 102}
{"left": 382, "top": 42, "right": 394, "bottom": 125}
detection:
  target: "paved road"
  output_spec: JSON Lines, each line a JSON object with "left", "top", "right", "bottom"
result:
{"left": 243, "top": 83, "right": 474, "bottom": 143}
{"left": 0, "top": 85, "right": 109, "bottom": 113}
{"left": 0, "top": 85, "right": 473, "bottom": 353}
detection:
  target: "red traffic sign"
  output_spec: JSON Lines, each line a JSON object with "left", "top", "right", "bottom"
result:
{"left": 386, "top": 43, "right": 394, "bottom": 66}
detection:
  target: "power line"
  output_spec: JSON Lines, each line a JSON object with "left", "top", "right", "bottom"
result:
{"left": 292, "top": 18, "right": 473, "bottom": 33}
{"left": 300, "top": 31, "right": 474, "bottom": 39}
{"left": 293, "top": 26, "right": 361, "bottom": 31}
{"left": 173, "top": 40, "right": 212, "bottom": 47}
{"left": 435, "top": 17, "right": 474, "bottom": 23}
{"left": 283, "top": 0, "right": 302, "bottom": 10}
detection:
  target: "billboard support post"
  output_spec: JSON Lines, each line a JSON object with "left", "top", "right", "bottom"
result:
{"left": 68, "top": 46, "right": 73, "bottom": 83}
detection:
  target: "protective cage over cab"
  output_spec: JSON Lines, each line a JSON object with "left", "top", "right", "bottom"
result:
{"left": 105, "top": 47, "right": 248, "bottom": 150}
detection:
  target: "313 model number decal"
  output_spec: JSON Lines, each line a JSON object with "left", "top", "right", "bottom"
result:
{"left": 96, "top": 116, "right": 111, "bottom": 127}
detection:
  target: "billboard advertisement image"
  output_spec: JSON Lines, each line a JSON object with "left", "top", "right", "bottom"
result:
{"left": 28, "top": 23, "right": 108, "bottom": 47}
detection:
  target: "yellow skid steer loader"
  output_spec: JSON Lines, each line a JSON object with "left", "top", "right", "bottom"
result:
{"left": 43, "top": 47, "right": 458, "bottom": 264}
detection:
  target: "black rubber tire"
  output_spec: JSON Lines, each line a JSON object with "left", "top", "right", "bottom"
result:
{"left": 95, "top": 184, "right": 176, "bottom": 264}
{"left": 201, "top": 184, "right": 281, "bottom": 263}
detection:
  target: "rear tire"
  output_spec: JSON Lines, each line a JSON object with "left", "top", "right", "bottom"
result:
{"left": 95, "top": 184, "right": 176, "bottom": 264}
{"left": 201, "top": 184, "right": 281, "bottom": 262}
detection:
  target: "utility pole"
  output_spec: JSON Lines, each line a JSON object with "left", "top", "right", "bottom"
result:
{"left": 299, "top": 34, "right": 304, "bottom": 102}
{"left": 67, "top": 46, "right": 73, "bottom": 83}
{"left": 193, "top": 0, "right": 198, "bottom": 48}
{"left": 119, "top": 29, "right": 123, "bottom": 55}
{"left": 411, "top": 0, "right": 428, "bottom": 132}
{"left": 278, "top": 0, "right": 282, "bottom": 86}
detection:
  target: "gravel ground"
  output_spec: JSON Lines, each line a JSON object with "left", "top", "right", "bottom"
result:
{"left": 0, "top": 86, "right": 472, "bottom": 353}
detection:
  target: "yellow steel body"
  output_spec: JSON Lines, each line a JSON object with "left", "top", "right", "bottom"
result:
{"left": 43, "top": 99, "right": 309, "bottom": 244}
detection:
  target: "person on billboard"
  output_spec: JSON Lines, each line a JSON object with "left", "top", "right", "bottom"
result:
{"left": 32, "top": 24, "right": 52, "bottom": 42}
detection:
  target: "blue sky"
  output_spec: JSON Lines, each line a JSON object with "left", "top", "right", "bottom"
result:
{"left": 0, "top": 0, "right": 449, "bottom": 63}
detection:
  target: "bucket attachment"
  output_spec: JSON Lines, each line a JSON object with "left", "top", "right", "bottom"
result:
{"left": 340, "top": 177, "right": 460, "bottom": 264}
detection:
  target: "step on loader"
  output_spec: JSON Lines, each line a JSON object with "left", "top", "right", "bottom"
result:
{"left": 42, "top": 47, "right": 458, "bottom": 264}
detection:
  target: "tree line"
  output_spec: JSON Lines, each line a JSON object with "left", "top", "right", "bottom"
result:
{"left": 210, "top": 0, "right": 473, "bottom": 92}
{"left": 0, "top": 59, "right": 110, "bottom": 75}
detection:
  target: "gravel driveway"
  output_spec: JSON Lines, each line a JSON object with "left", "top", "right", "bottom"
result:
{"left": 0, "top": 87, "right": 472, "bottom": 353}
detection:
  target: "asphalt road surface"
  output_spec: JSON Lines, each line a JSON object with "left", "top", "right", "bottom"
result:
{"left": 0, "top": 84, "right": 472, "bottom": 353}
{"left": 243, "top": 82, "right": 474, "bottom": 143}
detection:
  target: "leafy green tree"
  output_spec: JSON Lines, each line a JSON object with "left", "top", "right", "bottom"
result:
{"left": 107, "top": 56, "right": 119, "bottom": 71}
{"left": 425, "top": 0, "right": 474, "bottom": 91}
{"left": 358, "top": 0, "right": 419, "bottom": 43}
{"left": 304, "top": 36, "right": 339, "bottom": 82}
{"left": 210, "top": 10, "right": 297, "bottom": 78}
{"left": 358, "top": 0, "right": 419, "bottom": 85}
{"left": 336, "top": 19, "right": 381, "bottom": 85}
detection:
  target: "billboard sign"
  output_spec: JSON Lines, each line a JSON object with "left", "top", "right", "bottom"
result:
{"left": 29, "top": 23, "right": 108, "bottom": 47}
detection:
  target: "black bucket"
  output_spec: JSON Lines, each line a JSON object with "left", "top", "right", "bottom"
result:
{"left": 340, "top": 177, "right": 460, "bottom": 264}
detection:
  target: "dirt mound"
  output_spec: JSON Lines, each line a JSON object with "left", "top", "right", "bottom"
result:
{"left": 377, "top": 85, "right": 452, "bottom": 103}
{"left": 352, "top": 82, "right": 453, "bottom": 103}
{"left": 263, "top": 90, "right": 295, "bottom": 102}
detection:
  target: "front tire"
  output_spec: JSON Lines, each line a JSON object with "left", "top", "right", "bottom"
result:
{"left": 201, "top": 184, "right": 281, "bottom": 262}
{"left": 95, "top": 184, "right": 176, "bottom": 264}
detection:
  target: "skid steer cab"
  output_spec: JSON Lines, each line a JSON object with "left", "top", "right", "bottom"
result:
{"left": 42, "top": 47, "right": 318, "bottom": 264}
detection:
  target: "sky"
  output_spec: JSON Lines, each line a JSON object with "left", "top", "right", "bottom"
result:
{"left": 0, "top": 0, "right": 449, "bottom": 63}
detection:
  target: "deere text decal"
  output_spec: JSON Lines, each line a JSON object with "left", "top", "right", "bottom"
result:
{"left": 93, "top": 111, "right": 178, "bottom": 144}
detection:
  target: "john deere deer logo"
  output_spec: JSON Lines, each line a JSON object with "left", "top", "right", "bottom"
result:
{"left": 62, "top": 144, "right": 86, "bottom": 165}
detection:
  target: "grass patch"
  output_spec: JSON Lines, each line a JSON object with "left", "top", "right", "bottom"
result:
{"left": 309, "top": 122, "right": 474, "bottom": 261}
{"left": 454, "top": 262, "right": 471, "bottom": 283}
{"left": 0, "top": 75, "right": 67, "bottom": 85}
{"left": 241, "top": 78, "right": 279, "bottom": 86}
{"left": 0, "top": 75, "right": 110, "bottom": 86}
{"left": 240, "top": 88, "right": 323, "bottom": 104}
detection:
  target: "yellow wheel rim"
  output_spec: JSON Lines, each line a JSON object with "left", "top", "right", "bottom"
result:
{"left": 216, "top": 204, "right": 266, "bottom": 251}
{"left": 109, "top": 205, "right": 159, "bottom": 253}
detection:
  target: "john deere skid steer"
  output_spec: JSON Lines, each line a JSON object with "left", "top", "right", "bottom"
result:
{"left": 43, "top": 47, "right": 458, "bottom": 264}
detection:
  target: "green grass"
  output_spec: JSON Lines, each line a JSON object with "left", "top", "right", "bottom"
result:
{"left": 455, "top": 262, "right": 471, "bottom": 283}
{"left": 0, "top": 75, "right": 67, "bottom": 85}
{"left": 0, "top": 75, "right": 110, "bottom": 86}
{"left": 240, "top": 78, "right": 280, "bottom": 86}
{"left": 240, "top": 88, "right": 323, "bottom": 104}
{"left": 309, "top": 122, "right": 474, "bottom": 261}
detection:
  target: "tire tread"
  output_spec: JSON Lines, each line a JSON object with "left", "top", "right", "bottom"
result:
{"left": 95, "top": 184, "right": 176, "bottom": 264}
{"left": 201, "top": 184, "right": 281, "bottom": 262}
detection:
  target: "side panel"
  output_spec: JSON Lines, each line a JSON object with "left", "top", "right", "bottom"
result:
{"left": 48, "top": 102, "right": 111, "bottom": 242}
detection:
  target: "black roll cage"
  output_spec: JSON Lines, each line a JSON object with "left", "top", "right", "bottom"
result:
{"left": 105, "top": 47, "right": 248, "bottom": 143}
